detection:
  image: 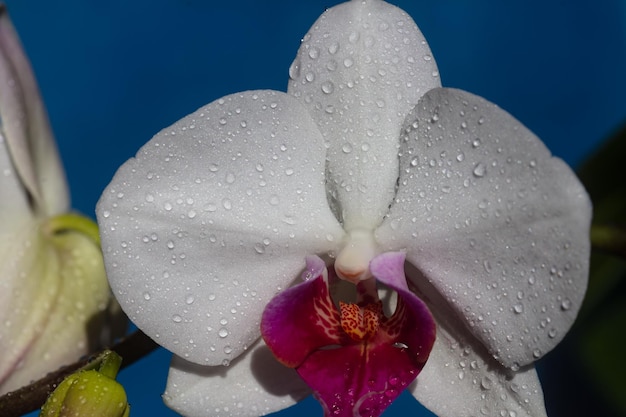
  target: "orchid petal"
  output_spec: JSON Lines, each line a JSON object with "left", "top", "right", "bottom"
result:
{"left": 261, "top": 255, "right": 343, "bottom": 368}
{"left": 288, "top": 252, "right": 434, "bottom": 417}
{"left": 262, "top": 252, "right": 435, "bottom": 417}
{"left": 0, "top": 131, "right": 30, "bottom": 233}
{"left": 97, "top": 90, "right": 345, "bottom": 365}
{"left": 164, "top": 339, "right": 309, "bottom": 417}
{"left": 407, "top": 266, "right": 547, "bottom": 417}
{"left": 0, "top": 223, "right": 59, "bottom": 392}
{"left": 0, "top": 6, "right": 68, "bottom": 217}
{"left": 0, "top": 226, "right": 110, "bottom": 394}
{"left": 288, "top": 0, "right": 440, "bottom": 231}
{"left": 377, "top": 87, "right": 591, "bottom": 369}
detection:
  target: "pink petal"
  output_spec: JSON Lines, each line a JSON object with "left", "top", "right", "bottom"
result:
{"left": 261, "top": 256, "right": 344, "bottom": 368}
{"left": 263, "top": 252, "right": 435, "bottom": 417}
{"left": 297, "top": 341, "right": 420, "bottom": 417}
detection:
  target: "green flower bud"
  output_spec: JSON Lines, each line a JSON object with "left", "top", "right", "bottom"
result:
{"left": 40, "top": 351, "right": 129, "bottom": 417}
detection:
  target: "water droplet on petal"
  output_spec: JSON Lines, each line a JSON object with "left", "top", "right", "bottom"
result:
{"left": 560, "top": 298, "right": 572, "bottom": 311}
{"left": 321, "top": 81, "right": 334, "bottom": 94}
{"left": 481, "top": 376, "right": 492, "bottom": 390}
{"left": 218, "top": 328, "right": 229, "bottom": 338}
{"left": 473, "top": 163, "right": 486, "bottom": 177}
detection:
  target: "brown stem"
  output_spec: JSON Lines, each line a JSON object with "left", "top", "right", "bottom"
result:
{"left": 0, "top": 330, "right": 158, "bottom": 417}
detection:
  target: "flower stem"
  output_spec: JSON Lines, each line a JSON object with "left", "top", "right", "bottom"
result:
{"left": 0, "top": 330, "right": 158, "bottom": 417}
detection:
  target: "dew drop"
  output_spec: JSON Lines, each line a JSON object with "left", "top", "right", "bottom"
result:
{"left": 288, "top": 60, "right": 301, "bottom": 79}
{"left": 218, "top": 328, "right": 229, "bottom": 338}
{"left": 321, "top": 81, "right": 334, "bottom": 94}
{"left": 473, "top": 163, "right": 486, "bottom": 177}
{"left": 560, "top": 298, "right": 572, "bottom": 311}
{"left": 481, "top": 376, "right": 493, "bottom": 390}
{"left": 172, "top": 314, "right": 182, "bottom": 323}
{"left": 342, "top": 143, "right": 353, "bottom": 154}
{"left": 269, "top": 195, "right": 280, "bottom": 206}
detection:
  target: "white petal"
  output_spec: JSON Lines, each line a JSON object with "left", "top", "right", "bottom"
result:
{"left": 0, "top": 223, "right": 59, "bottom": 391}
{"left": 97, "top": 90, "right": 344, "bottom": 365}
{"left": 0, "top": 227, "right": 109, "bottom": 394}
{"left": 0, "top": 8, "right": 69, "bottom": 216}
{"left": 0, "top": 131, "right": 30, "bottom": 231}
{"left": 377, "top": 88, "right": 591, "bottom": 368}
{"left": 288, "top": 0, "right": 441, "bottom": 231}
{"left": 164, "top": 339, "right": 309, "bottom": 417}
{"left": 409, "top": 277, "right": 547, "bottom": 417}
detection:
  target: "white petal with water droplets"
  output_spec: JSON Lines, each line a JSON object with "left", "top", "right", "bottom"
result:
{"left": 409, "top": 276, "right": 547, "bottom": 417}
{"left": 97, "top": 90, "right": 344, "bottom": 365}
{"left": 164, "top": 339, "right": 309, "bottom": 417}
{"left": 377, "top": 87, "right": 591, "bottom": 369}
{"left": 288, "top": 0, "right": 440, "bottom": 230}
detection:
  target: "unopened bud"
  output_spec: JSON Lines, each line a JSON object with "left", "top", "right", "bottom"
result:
{"left": 40, "top": 351, "right": 129, "bottom": 417}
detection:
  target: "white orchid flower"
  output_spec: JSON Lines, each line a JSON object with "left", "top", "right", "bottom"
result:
{"left": 97, "top": 0, "right": 591, "bottom": 416}
{"left": 0, "top": 6, "right": 112, "bottom": 394}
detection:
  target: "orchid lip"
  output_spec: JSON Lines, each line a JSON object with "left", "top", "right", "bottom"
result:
{"left": 261, "top": 251, "right": 436, "bottom": 417}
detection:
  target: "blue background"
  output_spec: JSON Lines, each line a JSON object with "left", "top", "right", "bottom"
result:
{"left": 4, "top": 0, "right": 625, "bottom": 416}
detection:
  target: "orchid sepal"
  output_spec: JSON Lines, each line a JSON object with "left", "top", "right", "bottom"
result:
{"left": 0, "top": 7, "right": 114, "bottom": 394}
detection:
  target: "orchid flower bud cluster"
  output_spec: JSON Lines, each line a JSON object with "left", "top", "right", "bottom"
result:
{"left": 0, "top": 6, "right": 115, "bottom": 395}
